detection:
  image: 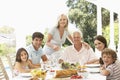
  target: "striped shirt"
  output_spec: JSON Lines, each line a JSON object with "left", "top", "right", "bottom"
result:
{"left": 106, "top": 60, "right": 120, "bottom": 80}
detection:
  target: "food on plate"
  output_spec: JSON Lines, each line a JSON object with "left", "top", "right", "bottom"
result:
{"left": 50, "top": 70, "right": 55, "bottom": 72}
{"left": 77, "top": 71, "right": 89, "bottom": 78}
{"left": 61, "top": 62, "right": 79, "bottom": 69}
{"left": 31, "top": 69, "right": 41, "bottom": 77}
{"left": 31, "top": 69, "right": 46, "bottom": 79}
{"left": 55, "top": 69, "right": 77, "bottom": 78}
{"left": 70, "top": 75, "right": 83, "bottom": 79}
{"left": 30, "top": 76, "right": 39, "bottom": 80}
{"left": 77, "top": 65, "right": 87, "bottom": 72}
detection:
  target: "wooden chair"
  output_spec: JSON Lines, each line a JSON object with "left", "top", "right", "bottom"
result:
{"left": 0, "top": 57, "right": 9, "bottom": 80}
{"left": 6, "top": 54, "right": 16, "bottom": 74}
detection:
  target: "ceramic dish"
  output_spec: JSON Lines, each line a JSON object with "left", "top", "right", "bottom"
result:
{"left": 86, "top": 64, "right": 100, "bottom": 68}
{"left": 19, "top": 73, "right": 32, "bottom": 77}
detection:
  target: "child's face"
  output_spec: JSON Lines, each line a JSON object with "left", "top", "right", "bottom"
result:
{"left": 102, "top": 54, "right": 114, "bottom": 66}
{"left": 20, "top": 51, "right": 28, "bottom": 62}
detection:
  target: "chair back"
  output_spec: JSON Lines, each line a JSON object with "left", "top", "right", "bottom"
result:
{"left": 6, "top": 54, "right": 16, "bottom": 73}
{"left": 0, "top": 57, "right": 9, "bottom": 80}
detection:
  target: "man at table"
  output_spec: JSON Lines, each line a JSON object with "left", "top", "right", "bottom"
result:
{"left": 26, "top": 32, "right": 48, "bottom": 67}
{"left": 59, "top": 30, "right": 97, "bottom": 64}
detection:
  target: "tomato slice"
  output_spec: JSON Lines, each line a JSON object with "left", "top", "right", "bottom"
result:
{"left": 70, "top": 75, "right": 83, "bottom": 79}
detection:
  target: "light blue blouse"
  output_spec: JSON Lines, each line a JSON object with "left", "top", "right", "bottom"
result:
{"left": 43, "top": 27, "right": 70, "bottom": 55}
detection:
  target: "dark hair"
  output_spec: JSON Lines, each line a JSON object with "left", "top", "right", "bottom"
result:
{"left": 15, "top": 48, "right": 29, "bottom": 62}
{"left": 102, "top": 48, "right": 117, "bottom": 61}
{"left": 32, "top": 32, "right": 44, "bottom": 40}
{"left": 94, "top": 35, "right": 107, "bottom": 48}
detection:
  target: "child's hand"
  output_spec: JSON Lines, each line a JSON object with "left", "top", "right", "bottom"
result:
{"left": 100, "top": 64, "right": 105, "bottom": 70}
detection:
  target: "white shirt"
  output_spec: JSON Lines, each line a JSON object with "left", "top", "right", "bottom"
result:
{"left": 60, "top": 45, "right": 97, "bottom": 64}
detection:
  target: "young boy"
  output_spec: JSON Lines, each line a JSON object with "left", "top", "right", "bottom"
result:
{"left": 100, "top": 48, "right": 120, "bottom": 80}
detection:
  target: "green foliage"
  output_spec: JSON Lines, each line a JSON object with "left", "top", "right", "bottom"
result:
{"left": 66, "top": 0, "right": 118, "bottom": 50}
{"left": 102, "top": 8, "right": 110, "bottom": 27}
{"left": 0, "top": 43, "right": 15, "bottom": 56}
{"left": 26, "top": 35, "right": 32, "bottom": 46}
{"left": 0, "top": 26, "right": 16, "bottom": 56}
{"left": 103, "top": 22, "right": 119, "bottom": 48}
{"left": 25, "top": 28, "right": 49, "bottom": 47}
{"left": 63, "top": 38, "right": 72, "bottom": 47}
{"left": 42, "top": 28, "right": 49, "bottom": 47}
{"left": 0, "top": 26, "right": 14, "bottom": 34}
{"left": 66, "top": 0, "right": 97, "bottom": 49}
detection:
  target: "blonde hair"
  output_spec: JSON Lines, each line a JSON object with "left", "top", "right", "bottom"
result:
{"left": 55, "top": 14, "right": 68, "bottom": 30}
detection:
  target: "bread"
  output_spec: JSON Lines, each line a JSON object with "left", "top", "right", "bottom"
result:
{"left": 55, "top": 69, "right": 77, "bottom": 78}
{"left": 30, "top": 76, "right": 39, "bottom": 80}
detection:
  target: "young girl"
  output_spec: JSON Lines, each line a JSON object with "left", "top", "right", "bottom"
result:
{"left": 13, "top": 48, "right": 39, "bottom": 76}
{"left": 100, "top": 48, "right": 120, "bottom": 80}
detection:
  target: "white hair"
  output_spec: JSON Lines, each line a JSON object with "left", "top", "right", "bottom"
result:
{"left": 72, "top": 29, "right": 83, "bottom": 38}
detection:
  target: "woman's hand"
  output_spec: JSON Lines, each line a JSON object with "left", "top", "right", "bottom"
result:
{"left": 82, "top": 42, "right": 90, "bottom": 49}
{"left": 52, "top": 45, "right": 60, "bottom": 51}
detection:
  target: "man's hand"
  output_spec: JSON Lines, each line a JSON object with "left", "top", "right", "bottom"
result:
{"left": 41, "top": 55, "right": 48, "bottom": 62}
{"left": 58, "top": 59, "right": 64, "bottom": 64}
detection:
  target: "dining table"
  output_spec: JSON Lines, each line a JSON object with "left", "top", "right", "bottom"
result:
{"left": 12, "top": 63, "right": 106, "bottom": 80}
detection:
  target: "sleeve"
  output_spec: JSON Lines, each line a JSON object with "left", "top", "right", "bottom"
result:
{"left": 88, "top": 48, "right": 97, "bottom": 61}
{"left": 25, "top": 47, "right": 32, "bottom": 60}
{"left": 66, "top": 30, "right": 70, "bottom": 36}
{"left": 59, "top": 48, "right": 68, "bottom": 61}
{"left": 106, "top": 65, "right": 113, "bottom": 76}
{"left": 38, "top": 47, "right": 45, "bottom": 57}
{"left": 48, "top": 27, "right": 56, "bottom": 36}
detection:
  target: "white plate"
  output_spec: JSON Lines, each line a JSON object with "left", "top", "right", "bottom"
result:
{"left": 86, "top": 68, "right": 100, "bottom": 73}
{"left": 19, "top": 73, "right": 32, "bottom": 77}
{"left": 86, "top": 64, "right": 100, "bottom": 68}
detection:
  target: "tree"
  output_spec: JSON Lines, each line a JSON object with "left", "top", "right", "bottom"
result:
{"left": 0, "top": 26, "right": 14, "bottom": 34}
{"left": 0, "top": 26, "right": 15, "bottom": 56}
{"left": 66, "top": 0, "right": 117, "bottom": 50}
{"left": 66, "top": 0, "right": 97, "bottom": 49}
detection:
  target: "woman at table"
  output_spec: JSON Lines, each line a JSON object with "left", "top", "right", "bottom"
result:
{"left": 13, "top": 48, "right": 39, "bottom": 76}
{"left": 86, "top": 35, "right": 107, "bottom": 64}
{"left": 94, "top": 35, "right": 108, "bottom": 64}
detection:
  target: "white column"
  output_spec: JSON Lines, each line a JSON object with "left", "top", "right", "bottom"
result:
{"left": 97, "top": 6, "right": 102, "bottom": 35}
{"left": 117, "top": 13, "right": 120, "bottom": 59}
{"left": 95, "top": 5, "right": 102, "bottom": 55}
{"left": 108, "top": 11, "right": 116, "bottom": 50}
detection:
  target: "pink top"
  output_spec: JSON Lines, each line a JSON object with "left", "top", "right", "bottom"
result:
{"left": 13, "top": 65, "right": 29, "bottom": 77}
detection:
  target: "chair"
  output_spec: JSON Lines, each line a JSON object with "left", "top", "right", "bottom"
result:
{"left": 0, "top": 57, "right": 9, "bottom": 80}
{"left": 6, "top": 54, "right": 16, "bottom": 74}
